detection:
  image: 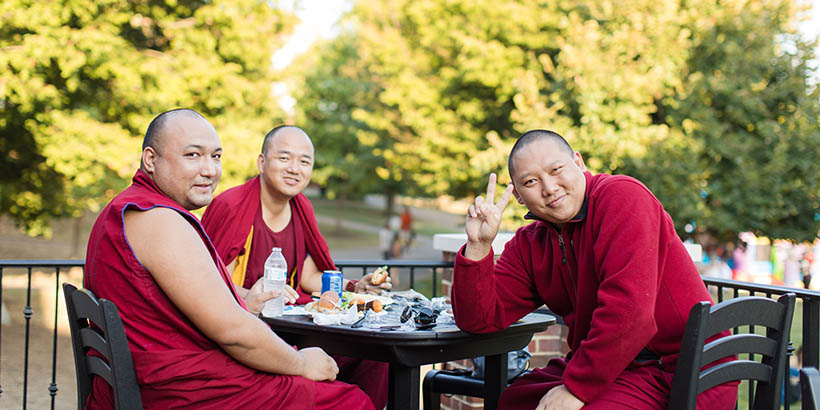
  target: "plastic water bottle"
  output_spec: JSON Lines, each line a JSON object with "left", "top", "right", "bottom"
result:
{"left": 262, "top": 247, "right": 287, "bottom": 317}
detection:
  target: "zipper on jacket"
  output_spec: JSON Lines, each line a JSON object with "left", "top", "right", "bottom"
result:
{"left": 557, "top": 234, "right": 566, "bottom": 264}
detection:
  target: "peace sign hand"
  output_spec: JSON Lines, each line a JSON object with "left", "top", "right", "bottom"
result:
{"left": 464, "top": 173, "right": 514, "bottom": 260}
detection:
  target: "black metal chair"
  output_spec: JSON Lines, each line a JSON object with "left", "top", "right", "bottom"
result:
{"left": 63, "top": 283, "right": 142, "bottom": 410}
{"left": 422, "top": 363, "right": 530, "bottom": 410}
{"left": 669, "top": 293, "right": 795, "bottom": 410}
{"left": 801, "top": 366, "right": 820, "bottom": 410}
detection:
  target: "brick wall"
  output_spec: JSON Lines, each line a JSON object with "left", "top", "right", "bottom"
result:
{"left": 435, "top": 250, "right": 569, "bottom": 410}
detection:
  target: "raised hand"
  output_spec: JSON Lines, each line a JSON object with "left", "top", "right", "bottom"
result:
{"left": 356, "top": 273, "right": 393, "bottom": 295}
{"left": 464, "top": 173, "right": 513, "bottom": 260}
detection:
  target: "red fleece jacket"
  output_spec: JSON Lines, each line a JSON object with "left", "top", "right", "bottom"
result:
{"left": 451, "top": 172, "right": 715, "bottom": 403}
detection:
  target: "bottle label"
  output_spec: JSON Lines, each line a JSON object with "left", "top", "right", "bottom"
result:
{"left": 266, "top": 267, "right": 287, "bottom": 281}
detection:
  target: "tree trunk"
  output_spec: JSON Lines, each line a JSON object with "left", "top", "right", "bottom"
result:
{"left": 385, "top": 189, "right": 396, "bottom": 218}
{"left": 335, "top": 193, "right": 345, "bottom": 234}
{"left": 71, "top": 214, "right": 83, "bottom": 257}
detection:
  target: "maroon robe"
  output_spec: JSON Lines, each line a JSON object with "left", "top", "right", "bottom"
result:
{"left": 202, "top": 176, "right": 389, "bottom": 410}
{"left": 84, "top": 170, "right": 373, "bottom": 410}
{"left": 202, "top": 176, "right": 332, "bottom": 305}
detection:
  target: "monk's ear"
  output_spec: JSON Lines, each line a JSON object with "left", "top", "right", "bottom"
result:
{"left": 142, "top": 147, "right": 158, "bottom": 173}
{"left": 257, "top": 153, "right": 265, "bottom": 174}
{"left": 573, "top": 151, "right": 586, "bottom": 172}
{"left": 512, "top": 186, "right": 524, "bottom": 204}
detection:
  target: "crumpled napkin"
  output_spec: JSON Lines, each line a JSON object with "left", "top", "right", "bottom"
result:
{"left": 310, "top": 304, "right": 359, "bottom": 326}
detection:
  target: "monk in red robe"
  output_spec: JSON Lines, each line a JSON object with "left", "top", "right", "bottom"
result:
{"left": 202, "top": 125, "right": 390, "bottom": 409}
{"left": 84, "top": 109, "right": 374, "bottom": 410}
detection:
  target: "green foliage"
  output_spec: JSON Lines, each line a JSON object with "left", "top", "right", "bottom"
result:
{"left": 622, "top": 0, "right": 820, "bottom": 242}
{"left": 291, "top": 33, "right": 402, "bottom": 202}
{"left": 298, "top": 0, "right": 820, "bottom": 241}
{"left": 0, "top": 0, "right": 292, "bottom": 236}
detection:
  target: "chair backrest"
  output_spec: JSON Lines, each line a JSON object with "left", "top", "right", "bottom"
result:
{"left": 801, "top": 367, "right": 820, "bottom": 410}
{"left": 669, "top": 293, "right": 795, "bottom": 410}
{"left": 63, "top": 283, "right": 142, "bottom": 410}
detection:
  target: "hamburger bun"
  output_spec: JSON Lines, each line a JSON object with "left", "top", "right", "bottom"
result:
{"left": 317, "top": 290, "right": 340, "bottom": 311}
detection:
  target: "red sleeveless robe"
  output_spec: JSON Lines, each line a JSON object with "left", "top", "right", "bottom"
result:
{"left": 84, "top": 170, "right": 373, "bottom": 410}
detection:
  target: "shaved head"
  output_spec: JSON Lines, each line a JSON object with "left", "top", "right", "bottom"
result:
{"left": 143, "top": 108, "right": 208, "bottom": 152}
{"left": 261, "top": 125, "right": 311, "bottom": 154}
{"left": 508, "top": 129, "right": 573, "bottom": 178}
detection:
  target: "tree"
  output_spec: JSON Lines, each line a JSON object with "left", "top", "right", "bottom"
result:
{"left": 299, "top": 0, "right": 820, "bottom": 241}
{"left": 621, "top": 0, "right": 820, "bottom": 243}
{"left": 0, "top": 0, "right": 292, "bottom": 237}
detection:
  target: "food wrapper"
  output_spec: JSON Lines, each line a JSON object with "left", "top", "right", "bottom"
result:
{"left": 309, "top": 304, "right": 359, "bottom": 326}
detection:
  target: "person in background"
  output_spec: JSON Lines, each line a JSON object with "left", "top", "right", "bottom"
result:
{"left": 450, "top": 129, "right": 737, "bottom": 409}
{"left": 399, "top": 205, "right": 414, "bottom": 253}
{"left": 379, "top": 221, "right": 394, "bottom": 260}
{"left": 84, "top": 109, "right": 373, "bottom": 409}
{"left": 202, "top": 125, "right": 390, "bottom": 409}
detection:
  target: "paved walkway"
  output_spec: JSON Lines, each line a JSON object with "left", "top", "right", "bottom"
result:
{"left": 315, "top": 203, "right": 465, "bottom": 261}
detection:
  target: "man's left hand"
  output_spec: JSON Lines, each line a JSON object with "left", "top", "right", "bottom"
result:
{"left": 536, "top": 385, "right": 584, "bottom": 410}
{"left": 355, "top": 273, "right": 393, "bottom": 294}
{"left": 245, "top": 278, "right": 298, "bottom": 314}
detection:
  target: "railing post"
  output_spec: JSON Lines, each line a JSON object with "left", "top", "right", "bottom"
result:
{"left": 803, "top": 298, "right": 820, "bottom": 369}
{"left": 804, "top": 298, "right": 820, "bottom": 410}
{"left": 49, "top": 267, "right": 61, "bottom": 409}
{"left": 23, "top": 266, "right": 33, "bottom": 410}
{"left": 1, "top": 266, "right": 4, "bottom": 399}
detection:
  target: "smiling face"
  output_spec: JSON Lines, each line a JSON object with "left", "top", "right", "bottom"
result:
{"left": 510, "top": 138, "right": 587, "bottom": 227}
{"left": 142, "top": 114, "right": 222, "bottom": 210}
{"left": 257, "top": 127, "right": 314, "bottom": 201}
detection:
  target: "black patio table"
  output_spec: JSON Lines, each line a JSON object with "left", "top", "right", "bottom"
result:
{"left": 261, "top": 311, "right": 555, "bottom": 410}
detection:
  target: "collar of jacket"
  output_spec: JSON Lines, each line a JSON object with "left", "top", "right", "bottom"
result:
{"left": 523, "top": 197, "right": 589, "bottom": 230}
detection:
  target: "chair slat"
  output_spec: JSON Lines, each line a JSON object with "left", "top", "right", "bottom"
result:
{"left": 70, "top": 291, "right": 107, "bottom": 329}
{"left": 703, "top": 297, "right": 784, "bottom": 336}
{"left": 698, "top": 360, "right": 772, "bottom": 394}
{"left": 702, "top": 333, "right": 776, "bottom": 365}
{"left": 79, "top": 327, "right": 110, "bottom": 357}
{"left": 85, "top": 356, "right": 115, "bottom": 386}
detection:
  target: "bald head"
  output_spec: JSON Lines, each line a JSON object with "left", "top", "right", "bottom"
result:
{"left": 143, "top": 108, "right": 209, "bottom": 152}
{"left": 262, "top": 125, "right": 312, "bottom": 155}
{"left": 139, "top": 109, "right": 221, "bottom": 210}
{"left": 508, "top": 129, "right": 574, "bottom": 178}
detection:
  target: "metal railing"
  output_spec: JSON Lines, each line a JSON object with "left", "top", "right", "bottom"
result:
{"left": 1, "top": 260, "right": 818, "bottom": 409}
{"left": 0, "top": 259, "right": 451, "bottom": 410}
{"left": 334, "top": 259, "right": 454, "bottom": 298}
{"left": 0, "top": 260, "right": 85, "bottom": 410}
